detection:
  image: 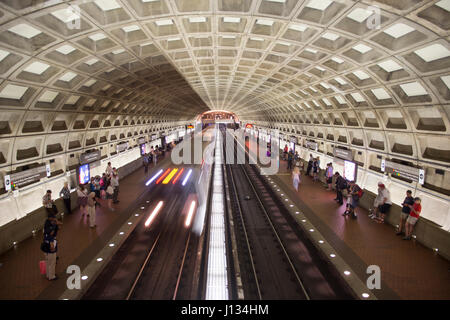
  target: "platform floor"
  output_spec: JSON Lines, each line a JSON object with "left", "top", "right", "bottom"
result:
{"left": 273, "top": 159, "right": 450, "bottom": 300}
{"left": 0, "top": 153, "right": 173, "bottom": 300}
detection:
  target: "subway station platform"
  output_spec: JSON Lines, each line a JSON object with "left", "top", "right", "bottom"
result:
{"left": 271, "top": 158, "right": 450, "bottom": 300}
{"left": 1, "top": 143, "right": 448, "bottom": 300}
{"left": 0, "top": 151, "right": 174, "bottom": 300}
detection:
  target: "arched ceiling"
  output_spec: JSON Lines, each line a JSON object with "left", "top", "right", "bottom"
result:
{"left": 0, "top": 0, "right": 449, "bottom": 152}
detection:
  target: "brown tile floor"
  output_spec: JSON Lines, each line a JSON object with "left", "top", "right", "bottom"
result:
{"left": 0, "top": 155, "right": 172, "bottom": 300}
{"left": 273, "top": 159, "right": 450, "bottom": 300}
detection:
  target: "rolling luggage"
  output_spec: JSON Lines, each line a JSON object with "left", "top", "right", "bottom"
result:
{"left": 39, "top": 260, "right": 46, "bottom": 275}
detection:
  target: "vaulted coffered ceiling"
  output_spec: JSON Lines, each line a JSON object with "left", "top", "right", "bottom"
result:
{"left": 0, "top": 0, "right": 449, "bottom": 168}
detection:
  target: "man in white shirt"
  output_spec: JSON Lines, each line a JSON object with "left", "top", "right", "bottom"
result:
{"left": 105, "top": 162, "right": 113, "bottom": 177}
{"left": 110, "top": 172, "right": 120, "bottom": 204}
{"left": 370, "top": 182, "right": 392, "bottom": 223}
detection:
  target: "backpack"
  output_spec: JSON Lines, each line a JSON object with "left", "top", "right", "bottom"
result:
{"left": 357, "top": 189, "right": 364, "bottom": 198}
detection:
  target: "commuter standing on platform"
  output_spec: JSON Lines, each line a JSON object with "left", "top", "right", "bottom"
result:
{"left": 397, "top": 190, "right": 415, "bottom": 236}
{"left": 287, "top": 149, "right": 294, "bottom": 170}
{"left": 292, "top": 166, "right": 301, "bottom": 191}
{"left": 105, "top": 162, "right": 113, "bottom": 177}
{"left": 59, "top": 182, "right": 71, "bottom": 215}
{"left": 312, "top": 157, "right": 320, "bottom": 182}
{"left": 77, "top": 185, "right": 88, "bottom": 216}
{"left": 42, "top": 190, "right": 55, "bottom": 216}
{"left": 294, "top": 151, "right": 300, "bottom": 167}
{"left": 42, "top": 214, "right": 59, "bottom": 281}
{"left": 143, "top": 153, "right": 149, "bottom": 173}
{"left": 87, "top": 192, "right": 96, "bottom": 228}
{"left": 404, "top": 197, "right": 421, "bottom": 240}
{"left": 106, "top": 183, "right": 114, "bottom": 211}
{"left": 111, "top": 171, "right": 120, "bottom": 204}
{"left": 306, "top": 154, "right": 313, "bottom": 176}
{"left": 325, "top": 163, "right": 334, "bottom": 191}
{"left": 373, "top": 183, "right": 392, "bottom": 224}
{"left": 343, "top": 181, "right": 361, "bottom": 219}
{"left": 153, "top": 146, "right": 158, "bottom": 165}
{"left": 334, "top": 172, "right": 347, "bottom": 205}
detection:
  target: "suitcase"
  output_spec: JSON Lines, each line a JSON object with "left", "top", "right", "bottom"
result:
{"left": 39, "top": 260, "right": 46, "bottom": 275}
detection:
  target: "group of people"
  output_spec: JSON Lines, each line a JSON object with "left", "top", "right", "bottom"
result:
{"left": 40, "top": 162, "right": 121, "bottom": 281}
{"left": 142, "top": 144, "right": 169, "bottom": 173}
{"left": 289, "top": 153, "right": 423, "bottom": 237}
{"left": 306, "top": 154, "right": 321, "bottom": 182}
{"left": 77, "top": 162, "right": 120, "bottom": 223}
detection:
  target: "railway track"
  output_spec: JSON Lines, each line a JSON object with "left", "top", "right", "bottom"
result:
{"left": 82, "top": 184, "right": 198, "bottom": 300}
{"left": 223, "top": 128, "right": 355, "bottom": 299}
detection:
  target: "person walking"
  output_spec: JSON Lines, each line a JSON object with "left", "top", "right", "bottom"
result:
{"left": 292, "top": 166, "right": 301, "bottom": 191}
{"left": 59, "top": 182, "right": 71, "bottom": 214}
{"left": 87, "top": 192, "right": 96, "bottom": 228}
{"left": 396, "top": 190, "right": 415, "bottom": 236}
{"left": 77, "top": 185, "right": 88, "bottom": 216}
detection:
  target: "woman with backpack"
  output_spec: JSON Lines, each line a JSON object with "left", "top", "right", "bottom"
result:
{"left": 343, "top": 181, "right": 363, "bottom": 219}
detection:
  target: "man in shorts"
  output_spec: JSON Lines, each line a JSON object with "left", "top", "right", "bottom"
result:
{"left": 404, "top": 197, "right": 421, "bottom": 240}
{"left": 371, "top": 183, "right": 392, "bottom": 223}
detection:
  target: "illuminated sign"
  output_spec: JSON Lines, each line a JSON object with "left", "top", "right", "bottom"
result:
{"left": 78, "top": 163, "right": 90, "bottom": 185}
{"left": 333, "top": 147, "right": 353, "bottom": 161}
{"left": 116, "top": 142, "right": 129, "bottom": 153}
{"left": 343, "top": 160, "right": 357, "bottom": 182}
{"left": 4, "top": 175, "right": 10, "bottom": 191}
{"left": 9, "top": 166, "right": 47, "bottom": 188}
{"left": 245, "top": 123, "right": 253, "bottom": 129}
{"left": 305, "top": 141, "right": 318, "bottom": 151}
{"left": 385, "top": 160, "right": 424, "bottom": 184}
{"left": 80, "top": 150, "right": 101, "bottom": 165}
{"left": 140, "top": 144, "right": 146, "bottom": 156}
{"left": 187, "top": 125, "right": 194, "bottom": 129}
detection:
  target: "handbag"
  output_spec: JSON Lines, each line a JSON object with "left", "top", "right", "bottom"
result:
{"left": 39, "top": 260, "right": 46, "bottom": 275}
